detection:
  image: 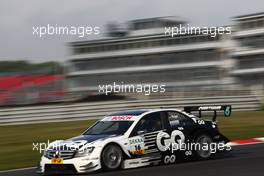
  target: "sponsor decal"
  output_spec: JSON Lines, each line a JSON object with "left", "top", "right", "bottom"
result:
{"left": 156, "top": 130, "right": 185, "bottom": 152}
{"left": 197, "top": 120, "right": 205, "bottom": 125}
{"left": 224, "top": 106, "right": 231, "bottom": 117}
{"left": 130, "top": 149, "right": 145, "bottom": 155}
{"left": 111, "top": 116, "right": 133, "bottom": 121}
{"left": 129, "top": 138, "right": 144, "bottom": 145}
{"left": 198, "top": 106, "right": 222, "bottom": 110}
{"left": 129, "top": 137, "right": 145, "bottom": 155}
{"left": 51, "top": 158, "right": 63, "bottom": 164}
{"left": 164, "top": 155, "right": 176, "bottom": 164}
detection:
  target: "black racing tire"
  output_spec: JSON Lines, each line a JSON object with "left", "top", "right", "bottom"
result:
{"left": 101, "top": 144, "right": 123, "bottom": 171}
{"left": 193, "top": 134, "right": 213, "bottom": 160}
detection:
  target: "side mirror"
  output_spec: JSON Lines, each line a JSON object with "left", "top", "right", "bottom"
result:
{"left": 137, "top": 130, "right": 145, "bottom": 135}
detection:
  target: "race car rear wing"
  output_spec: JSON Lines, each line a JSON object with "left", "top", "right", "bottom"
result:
{"left": 184, "top": 105, "right": 232, "bottom": 122}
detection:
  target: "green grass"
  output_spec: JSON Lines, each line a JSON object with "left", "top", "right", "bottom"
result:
{"left": 260, "top": 104, "right": 264, "bottom": 111}
{"left": 0, "top": 111, "right": 264, "bottom": 171}
{"left": 218, "top": 111, "right": 264, "bottom": 140}
{"left": 0, "top": 120, "right": 96, "bottom": 171}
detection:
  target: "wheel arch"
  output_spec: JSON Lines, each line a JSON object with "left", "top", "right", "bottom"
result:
{"left": 190, "top": 129, "right": 215, "bottom": 142}
{"left": 100, "top": 142, "right": 130, "bottom": 159}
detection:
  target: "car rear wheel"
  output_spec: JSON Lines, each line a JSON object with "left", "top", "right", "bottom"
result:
{"left": 194, "top": 134, "right": 213, "bottom": 159}
{"left": 101, "top": 144, "right": 123, "bottom": 170}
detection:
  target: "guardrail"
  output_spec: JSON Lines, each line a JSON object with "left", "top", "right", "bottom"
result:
{"left": 0, "top": 95, "right": 260, "bottom": 126}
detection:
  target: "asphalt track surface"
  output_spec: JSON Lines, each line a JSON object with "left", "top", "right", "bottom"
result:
{"left": 1, "top": 143, "right": 264, "bottom": 176}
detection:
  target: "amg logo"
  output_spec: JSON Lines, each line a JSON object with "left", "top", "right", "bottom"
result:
{"left": 198, "top": 106, "right": 222, "bottom": 110}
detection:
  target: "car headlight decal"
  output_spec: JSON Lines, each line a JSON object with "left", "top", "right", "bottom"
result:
{"left": 75, "top": 146, "right": 95, "bottom": 157}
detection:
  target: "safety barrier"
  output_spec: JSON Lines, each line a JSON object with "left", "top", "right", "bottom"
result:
{"left": 0, "top": 95, "right": 260, "bottom": 125}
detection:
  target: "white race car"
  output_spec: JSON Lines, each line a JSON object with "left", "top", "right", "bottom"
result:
{"left": 37, "top": 106, "right": 231, "bottom": 175}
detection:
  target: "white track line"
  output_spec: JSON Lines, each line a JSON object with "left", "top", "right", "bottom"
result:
{"left": 0, "top": 167, "right": 36, "bottom": 173}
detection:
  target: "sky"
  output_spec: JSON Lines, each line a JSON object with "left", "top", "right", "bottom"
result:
{"left": 0, "top": 0, "right": 264, "bottom": 63}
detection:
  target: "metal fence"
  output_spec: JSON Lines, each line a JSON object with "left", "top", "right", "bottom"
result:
{"left": 0, "top": 95, "right": 260, "bottom": 126}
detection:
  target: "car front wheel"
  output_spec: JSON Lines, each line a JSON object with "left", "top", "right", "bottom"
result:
{"left": 101, "top": 144, "right": 123, "bottom": 170}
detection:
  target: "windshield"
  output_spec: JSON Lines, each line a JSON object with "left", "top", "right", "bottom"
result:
{"left": 84, "top": 121, "right": 133, "bottom": 135}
